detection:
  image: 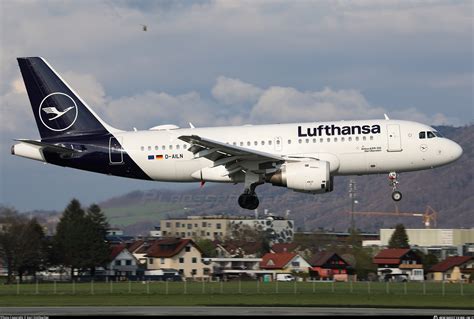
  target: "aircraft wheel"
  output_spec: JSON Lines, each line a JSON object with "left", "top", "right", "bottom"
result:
{"left": 392, "top": 191, "right": 402, "bottom": 202}
{"left": 238, "top": 193, "right": 259, "bottom": 210}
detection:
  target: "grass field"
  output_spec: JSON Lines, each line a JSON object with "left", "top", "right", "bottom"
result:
{"left": 1, "top": 281, "right": 473, "bottom": 308}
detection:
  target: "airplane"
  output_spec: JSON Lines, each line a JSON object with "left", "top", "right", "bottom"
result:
{"left": 11, "top": 57, "right": 463, "bottom": 210}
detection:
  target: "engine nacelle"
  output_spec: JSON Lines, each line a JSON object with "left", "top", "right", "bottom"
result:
{"left": 266, "top": 160, "right": 332, "bottom": 193}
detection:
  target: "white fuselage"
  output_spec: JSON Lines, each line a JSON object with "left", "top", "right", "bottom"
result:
{"left": 117, "top": 119, "right": 462, "bottom": 183}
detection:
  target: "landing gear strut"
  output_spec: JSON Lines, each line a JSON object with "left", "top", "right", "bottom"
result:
{"left": 238, "top": 172, "right": 263, "bottom": 210}
{"left": 388, "top": 172, "right": 402, "bottom": 201}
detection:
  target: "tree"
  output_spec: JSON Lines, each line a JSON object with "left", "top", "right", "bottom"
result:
{"left": 85, "top": 204, "right": 110, "bottom": 277}
{"left": 388, "top": 224, "right": 410, "bottom": 249}
{"left": 15, "top": 219, "right": 46, "bottom": 282}
{"left": 0, "top": 208, "right": 47, "bottom": 283}
{"left": 416, "top": 251, "right": 439, "bottom": 272}
{"left": 53, "top": 199, "right": 89, "bottom": 278}
{"left": 195, "top": 239, "right": 217, "bottom": 257}
{"left": 53, "top": 200, "right": 111, "bottom": 279}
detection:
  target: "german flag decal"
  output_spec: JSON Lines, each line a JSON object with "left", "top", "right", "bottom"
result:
{"left": 148, "top": 154, "right": 164, "bottom": 160}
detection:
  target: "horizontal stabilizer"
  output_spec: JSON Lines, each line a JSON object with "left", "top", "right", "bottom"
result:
{"left": 14, "top": 139, "right": 79, "bottom": 154}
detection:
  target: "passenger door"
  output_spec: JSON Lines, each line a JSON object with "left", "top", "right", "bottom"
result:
{"left": 387, "top": 124, "right": 402, "bottom": 152}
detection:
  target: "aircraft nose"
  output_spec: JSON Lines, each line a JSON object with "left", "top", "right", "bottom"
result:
{"left": 449, "top": 140, "right": 463, "bottom": 161}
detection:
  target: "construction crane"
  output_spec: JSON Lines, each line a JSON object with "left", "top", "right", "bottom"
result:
{"left": 349, "top": 205, "right": 438, "bottom": 228}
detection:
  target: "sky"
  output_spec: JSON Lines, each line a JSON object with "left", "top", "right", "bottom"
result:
{"left": 0, "top": 0, "right": 473, "bottom": 211}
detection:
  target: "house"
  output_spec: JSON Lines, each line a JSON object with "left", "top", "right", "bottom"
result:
{"left": 145, "top": 238, "right": 211, "bottom": 280}
{"left": 105, "top": 244, "right": 141, "bottom": 279}
{"left": 373, "top": 248, "right": 424, "bottom": 281}
{"left": 260, "top": 252, "right": 311, "bottom": 279}
{"left": 308, "top": 252, "right": 354, "bottom": 282}
{"left": 427, "top": 256, "right": 474, "bottom": 283}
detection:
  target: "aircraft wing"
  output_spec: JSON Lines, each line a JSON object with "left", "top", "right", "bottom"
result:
{"left": 178, "top": 135, "right": 286, "bottom": 177}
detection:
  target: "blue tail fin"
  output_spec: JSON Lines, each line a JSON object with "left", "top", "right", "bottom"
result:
{"left": 17, "top": 57, "right": 111, "bottom": 140}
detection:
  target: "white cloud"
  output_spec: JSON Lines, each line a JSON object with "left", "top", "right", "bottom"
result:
{"left": 250, "top": 86, "right": 384, "bottom": 123}
{"left": 212, "top": 76, "right": 263, "bottom": 105}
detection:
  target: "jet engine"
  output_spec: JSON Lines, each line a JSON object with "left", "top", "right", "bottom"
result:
{"left": 266, "top": 160, "right": 333, "bottom": 193}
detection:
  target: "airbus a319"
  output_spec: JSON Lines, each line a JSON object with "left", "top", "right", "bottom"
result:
{"left": 12, "top": 57, "right": 463, "bottom": 210}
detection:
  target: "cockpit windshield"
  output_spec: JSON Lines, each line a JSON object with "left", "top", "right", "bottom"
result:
{"left": 419, "top": 131, "right": 442, "bottom": 139}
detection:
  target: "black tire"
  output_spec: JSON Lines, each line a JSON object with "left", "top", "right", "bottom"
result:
{"left": 392, "top": 191, "right": 402, "bottom": 201}
{"left": 238, "top": 194, "right": 259, "bottom": 210}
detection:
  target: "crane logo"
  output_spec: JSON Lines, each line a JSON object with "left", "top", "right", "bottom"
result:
{"left": 39, "top": 92, "right": 78, "bottom": 131}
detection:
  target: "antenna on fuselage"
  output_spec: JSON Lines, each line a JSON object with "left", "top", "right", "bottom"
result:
{"left": 384, "top": 114, "right": 390, "bottom": 120}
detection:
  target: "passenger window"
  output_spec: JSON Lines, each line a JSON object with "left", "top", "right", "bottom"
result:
{"left": 327, "top": 138, "right": 331, "bottom": 142}
{"left": 313, "top": 138, "right": 317, "bottom": 143}
{"left": 356, "top": 137, "right": 359, "bottom": 141}
{"left": 288, "top": 140, "right": 291, "bottom": 144}
{"left": 148, "top": 146, "right": 151, "bottom": 151}
{"left": 176, "top": 145, "right": 180, "bottom": 149}
{"left": 240, "top": 142, "right": 243, "bottom": 146}
{"left": 276, "top": 140, "right": 281, "bottom": 145}
{"left": 363, "top": 136, "right": 366, "bottom": 141}
{"left": 427, "top": 132, "right": 435, "bottom": 138}
{"left": 341, "top": 137, "right": 345, "bottom": 142}
{"left": 247, "top": 141, "right": 251, "bottom": 146}
{"left": 305, "top": 139, "right": 309, "bottom": 143}
{"left": 169, "top": 145, "right": 173, "bottom": 150}
{"left": 268, "top": 140, "right": 272, "bottom": 145}
{"left": 141, "top": 146, "right": 144, "bottom": 151}
{"left": 370, "top": 136, "right": 374, "bottom": 140}
{"left": 334, "top": 137, "right": 338, "bottom": 142}
{"left": 320, "top": 138, "right": 324, "bottom": 143}
{"left": 419, "top": 132, "right": 426, "bottom": 139}
{"left": 162, "top": 145, "right": 166, "bottom": 150}
{"left": 261, "top": 141, "right": 265, "bottom": 145}
{"left": 348, "top": 137, "right": 352, "bottom": 141}
{"left": 254, "top": 141, "right": 258, "bottom": 146}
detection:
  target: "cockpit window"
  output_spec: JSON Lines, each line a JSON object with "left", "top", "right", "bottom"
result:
{"left": 433, "top": 131, "right": 443, "bottom": 137}
{"left": 419, "top": 132, "right": 426, "bottom": 139}
{"left": 427, "top": 131, "right": 435, "bottom": 138}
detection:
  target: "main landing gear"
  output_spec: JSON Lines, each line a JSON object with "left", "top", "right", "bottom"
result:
{"left": 388, "top": 172, "right": 402, "bottom": 201}
{"left": 238, "top": 172, "right": 263, "bottom": 210}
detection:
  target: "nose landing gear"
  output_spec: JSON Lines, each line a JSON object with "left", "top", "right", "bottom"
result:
{"left": 389, "top": 172, "right": 402, "bottom": 201}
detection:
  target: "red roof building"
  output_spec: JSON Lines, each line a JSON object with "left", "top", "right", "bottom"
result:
{"left": 308, "top": 252, "right": 354, "bottom": 282}
{"left": 427, "top": 256, "right": 474, "bottom": 282}
{"left": 144, "top": 238, "right": 209, "bottom": 279}
{"left": 373, "top": 249, "right": 424, "bottom": 282}
{"left": 106, "top": 244, "right": 140, "bottom": 278}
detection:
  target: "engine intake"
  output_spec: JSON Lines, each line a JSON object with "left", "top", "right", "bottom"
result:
{"left": 266, "top": 160, "right": 332, "bottom": 193}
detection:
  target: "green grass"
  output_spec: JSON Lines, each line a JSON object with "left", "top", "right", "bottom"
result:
{"left": 1, "top": 281, "right": 473, "bottom": 308}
